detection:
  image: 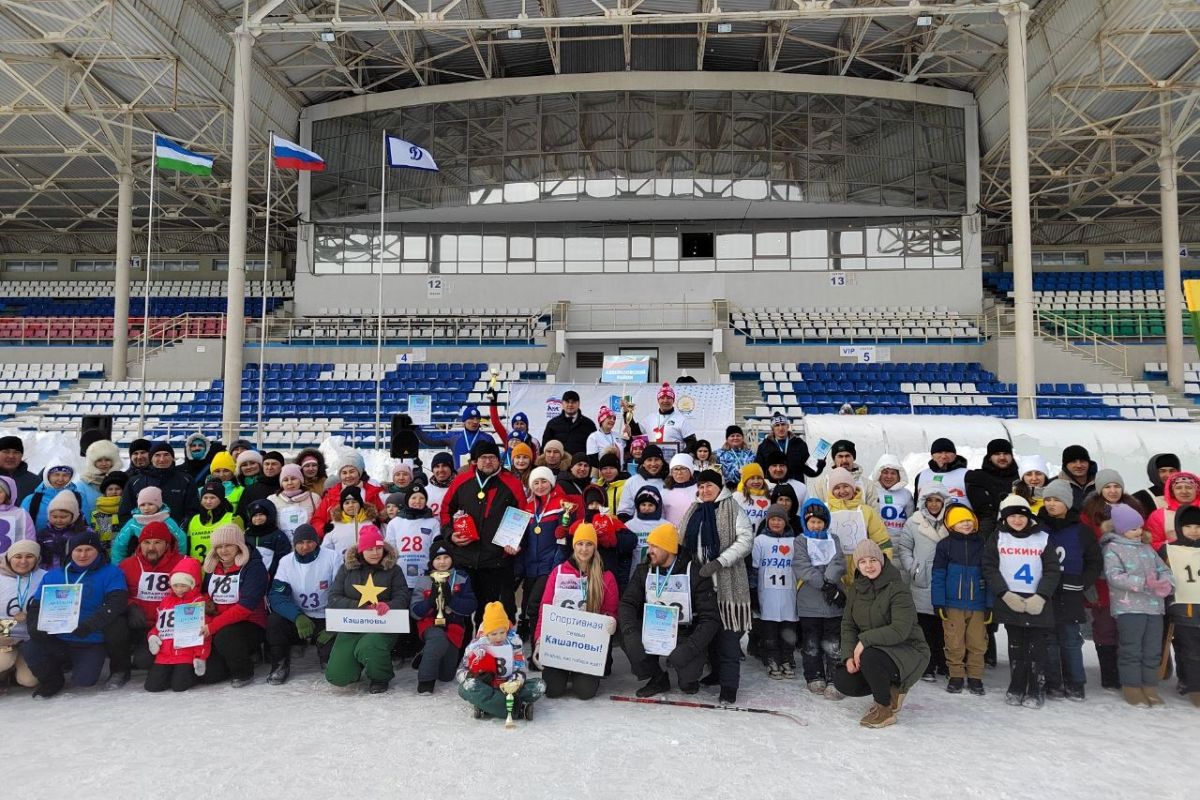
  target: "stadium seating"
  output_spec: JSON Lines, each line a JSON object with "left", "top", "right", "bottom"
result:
{"left": 1144, "top": 361, "right": 1200, "bottom": 406}
{"left": 729, "top": 307, "right": 981, "bottom": 344}
{"left": 729, "top": 361, "right": 1190, "bottom": 421}
{"left": 294, "top": 308, "right": 551, "bottom": 346}
{"left": 0, "top": 363, "right": 105, "bottom": 418}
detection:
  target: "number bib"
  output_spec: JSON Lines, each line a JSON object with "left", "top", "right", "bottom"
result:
{"left": 1167, "top": 544, "right": 1200, "bottom": 605}
{"left": 551, "top": 570, "right": 587, "bottom": 609}
{"left": 282, "top": 557, "right": 333, "bottom": 616}
{"left": 997, "top": 531, "right": 1048, "bottom": 591}
{"left": 256, "top": 546, "right": 276, "bottom": 572}
{"left": 208, "top": 573, "right": 241, "bottom": 605}
{"left": 877, "top": 494, "right": 909, "bottom": 534}
{"left": 645, "top": 568, "right": 692, "bottom": 625}
{"left": 189, "top": 531, "right": 212, "bottom": 563}
{"left": 278, "top": 505, "right": 309, "bottom": 538}
{"left": 830, "top": 508, "right": 868, "bottom": 555}
{"left": 137, "top": 572, "right": 171, "bottom": 603}
{"left": 804, "top": 536, "right": 838, "bottom": 567}
{"left": 156, "top": 608, "right": 175, "bottom": 640}
{"left": 483, "top": 643, "right": 516, "bottom": 679}
{"left": 394, "top": 525, "right": 435, "bottom": 589}
{"left": 757, "top": 539, "right": 794, "bottom": 590}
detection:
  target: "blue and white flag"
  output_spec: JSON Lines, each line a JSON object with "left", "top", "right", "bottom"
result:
{"left": 385, "top": 135, "right": 439, "bottom": 171}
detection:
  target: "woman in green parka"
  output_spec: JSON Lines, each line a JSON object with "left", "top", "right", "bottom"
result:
{"left": 324, "top": 525, "right": 411, "bottom": 694}
{"left": 834, "top": 538, "right": 931, "bottom": 729}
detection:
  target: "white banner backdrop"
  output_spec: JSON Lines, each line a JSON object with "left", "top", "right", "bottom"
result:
{"left": 506, "top": 382, "right": 735, "bottom": 448}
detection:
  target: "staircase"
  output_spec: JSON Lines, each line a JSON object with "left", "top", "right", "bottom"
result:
{"left": 734, "top": 378, "right": 765, "bottom": 423}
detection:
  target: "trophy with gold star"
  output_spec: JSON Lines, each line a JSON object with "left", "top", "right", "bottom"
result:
{"left": 500, "top": 677, "right": 522, "bottom": 729}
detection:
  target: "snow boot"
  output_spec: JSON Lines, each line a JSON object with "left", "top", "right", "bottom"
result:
{"left": 1143, "top": 686, "right": 1165, "bottom": 706}
{"left": 417, "top": 680, "right": 435, "bottom": 694}
{"left": 860, "top": 702, "right": 896, "bottom": 728}
{"left": 33, "top": 678, "right": 64, "bottom": 699}
{"left": 823, "top": 684, "right": 844, "bottom": 701}
{"left": 636, "top": 670, "right": 670, "bottom": 698}
{"left": 889, "top": 686, "right": 907, "bottom": 713}
{"left": 967, "top": 678, "right": 986, "bottom": 696}
{"left": 1064, "top": 682, "right": 1085, "bottom": 702}
{"left": 522, "top": 702, "right": 535, "bottom": 720}
{"left": 946, "top": 677, "right": 964, "bottom": 694}
{"left": 267, "top": 660, "right": 290, "bottom": 686}
{"left": 368, "top": 680, "right": 389, "bottom": 694}
{"left": 807, "top": 679, "right": 827, "bottom": 693}
{"left": 1096, "top": 644, "right": 1121, "bottom": 689}
{"left": 719, "top": 687, "right": 737, "bottom": 706}
{"left": 1022, "top": 662, "right": 1046, "bottom": 709}
{"left": 766, "top": 660, "right": 783, "bottom": 680}
{"left": 230, "top": 675, "right": 255, "bottom": 689}
{"left": 781, "top": 662, "right": 796, "bottom": 679}
{"left": 921, "top": 668, "right": 937, "bottom": 683}
{"left": 1123, "top": 686, "right": 1149, "bottom": 707}
{"left": 104, "top": 671, "right": 130, "bottom": 691}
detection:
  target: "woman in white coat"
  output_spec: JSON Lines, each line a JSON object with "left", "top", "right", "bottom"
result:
{"left": 894, "top": 485, "right": 950, "bottom": 681}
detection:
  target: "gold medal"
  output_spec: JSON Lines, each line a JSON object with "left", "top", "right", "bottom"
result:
{"left": 534, "top": 526, "right": 542, "bottom": 535}
{"left": 477, "top": 491, "right": 485, "bottom": 500}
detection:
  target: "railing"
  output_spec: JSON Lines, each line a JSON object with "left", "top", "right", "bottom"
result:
{"left": 1035, "top": 310, "right": 1130, "bottom": 377}
{"left": 565, "top": 302, "right": 717, "bottom": 331}
{"left": 906, "top": 391, "right": 1179, "bottom": 421}
{"left": 0, "top": 313, "right": 225, "bottom": 347}
{"left": 1032, "top": 308, "right": 1192, "bottom": 344}
{"left": 728, "top": 308, "right": 984, "bottom": 344}
{"left": 248, "top": 311, "right": 551, "bottom": 347}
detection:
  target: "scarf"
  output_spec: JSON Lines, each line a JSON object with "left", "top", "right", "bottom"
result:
{"left": 679, "top": 497, "right": 752, "bottom": 632}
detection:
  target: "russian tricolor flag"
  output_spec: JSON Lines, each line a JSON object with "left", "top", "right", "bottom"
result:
{"left": 272, "top": 134, "right": 325, "bottom": 171}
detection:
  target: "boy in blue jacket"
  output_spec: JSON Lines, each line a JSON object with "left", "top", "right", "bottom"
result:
{"left": 932, "top": 504, "right": 990, "bottom": 696}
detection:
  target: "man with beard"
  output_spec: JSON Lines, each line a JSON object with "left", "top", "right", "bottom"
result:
{"left": 118, "top": 443, "right": 197, "bottom": 526}
{"left": 913, "top": 438, "right": 969, "bottom": 505}
{"left": 966, "top": 439, "right": 1020, "bottom": 536}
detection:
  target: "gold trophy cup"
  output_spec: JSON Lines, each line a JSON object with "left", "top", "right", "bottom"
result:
{"left": 430, "top": 570, "right": 451, "bottom": 627}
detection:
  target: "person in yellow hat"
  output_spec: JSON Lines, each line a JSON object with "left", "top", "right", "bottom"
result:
{"left": 617, "top": 522, "right": 721, "bottom": 699}
{"left": 457, "top": 601, "right": 545, "bottom": 720}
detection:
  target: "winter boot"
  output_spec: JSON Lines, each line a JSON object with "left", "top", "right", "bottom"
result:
{"left": 699, "top": 670, "right": 721, "bottom": 687}
{"left": 1096, "top": 645, "right": 1121, "bottom": 689}
{"left": 781, "top": 662, "right": 796, "bottom": 679}
{"left": 267, "top": 660, "right": 291, "bottom": 686}
{"left": 1064, "top": 682, "right": 1085, "bottom": 702}
{"left": 1022, "top": 662, "right": 1046, "bottom": 709}
{"left": 368, "top": 680, "right": 389, "bottom": 694}
{"left": 807, "top": 679, "right": 827, "bottom": 693}
{"left": 679, "top": 681, "right": 700, "bottom": 695}
{"left": 104, "top": 671, "right": 130, "bottom": 691}
{"left": 417, "top": 680, "right": 435, "bottom": 694}
{"left": 636, "top": 670, "right": 670, "bottom": 698}
{"left": 719, "top": 687, "right": 737, "bottom": 706}
{"left": 1123, "top": 686, "right": 1149, "bottom": 707}
{"left": 410, "top": 651, "right": 424, "bottom": 671}
{"left": 1143, "top": 686, "right": 1165, "bottom": 706}
{"left": 946, "top": 677, "right": 964, "bottom": 694}
{"left": 522, "top": 702, "right": 535, "bottom": 720}
{"left": 967, "top": 678, "right": 986, "bottom": 696}
{"left": 766, "top": 660, "right": 784, "bottom": 680}
{"left": 823, "top": 684, "right": 844, "bottom": 701}
{"left": 889, "top": 686, "right": 907, "bottom": 712}
{"left": 32, "top": 678, "right": 64, "bottom": 699}
{"left": 230, "top": 676, "right": 255, "bottom": 689}
{"left": 860, "top": 702, "right": 897, "bottom": 728}
{"left": 921, "top": 668, "right": 937, "bottom": 683}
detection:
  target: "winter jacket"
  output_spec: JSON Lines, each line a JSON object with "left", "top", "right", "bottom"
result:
{"left": 869, "top": 455, "right": 914, "bottom": 538}
{"left": 0, "top": 461, "right": 40, "bottom": 505}
{"left": 439, "top": 466, "right": 528, "bottom": 571}
{"left": 894, "top": 493, "right": 948, "bottom": 615}
{"left": 1101, "top": 531, "right": 1173, "bottom": 616}
{"left": 541, "top": 412, "right": 597, "bottom": 458}
{"left": 1164, "top": 508, "right": 1200, "bottom": 625}
{"left": 112, "top": 509, "right": 189, "bottom": 563}
{"left": 327, "top": 543, "right": 411, "bottom": 612}
{"left": 322, "top": 512, "right": 375, "bottom": 562}
{"left": 811, "top": 463, "right": 877, "bottom": 507}
{"left": 534, "top": 558, "right": 619, "bottom": 641}
{"left": 931, "top": 530, "right": 989, "bottom": 612}
{"left": 790, "top": 500, "right": 846, "bottom": 619}
{"left": 0, "top": 560, "right": 45, "bottom": 641}
{"left": 202, "top": 549, "right": 269, "bottom": 634}
{"left": 269, "top": 489, "right": 321, "bottom": 538}
{"left": 715, "top": 446, "right": 756, "bottom": 486}
{"left": 35, "top": 521, "right": 89, "bottom": 570}
{"left": 966, "top": 459, "right": 1020, "bottom": 535}
{"left": 1132, "top": 453, "right": 1175, "bottom": 515}
{"left": 269, "top": 546, "right": 341, "bottom": 621}
{"left": 825, "top": 491, "right": 893, "bottom": 583}
{"left": 662, "top": 482, "right": 699, "bottom": 527}
{"left": 982, "top": 519, "right": 1061, "bottom": 628}
{"left": 913, "top": 456, "right": 969, "bottom": 505}
{"left": 118, "top": 543, "right": 188, "bottom": 624}
{"left": 1037, "top": 509, "right": 1103, "bottom": 624}
{"left": 754, "top": 434, "right": 821, "bottom": 480}
{"left": 149, "top": 560, "right": 211, "bottom": 666}
{"left": 457, "top": 627, "right": 528, "bottom": 685}
{"left": 411, "top": 567, "right": 477, "bottom": 648}
{"left": 310, "top": 479, "right": 386, "bottom": 535}
{"left": 1057, "top": 463, "right": 1098, "bottom": 513}
{"left": 21, "top": 480, "right": 84, "bottom": 534}
{"left": 119, "top": 465, "right": 197, "bottom": 526}
{"left": 236, "top": 474, "right": 279, "bottom": 521}
{"left": 1146, "top": 471, "right": 1199, "bottom": 551}
{"left": 242, "top": 499, "right": 291, "bottom": 577}
{"left": 515, "top": 485, "right": 570, "bottom": 580}
{"left": 27, "top": 552, "right": 127, "bottom": 645}
{"left": 620, "top": 545, "right": 721, "bottom": 661}
{"left": 840, "top": 559, "right": 931, "bottom": 691}
{"left": 616, "top": 469, "right": 666, "bottom": 521}
{"left": 0, "top": 475, "right": 36, "bottom": 556}
{"left": 385, "top": 509, "right": 440, "bottom": 587}
{"left": 181, "top": 433, "right": 217, "bottom": 488}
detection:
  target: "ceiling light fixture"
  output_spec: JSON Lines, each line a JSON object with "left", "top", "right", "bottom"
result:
{"left": 319, "top": 30, "right": 335, "bottom": 42}
{"left": 716, "top": 22, "right": 732, "bottom": 33}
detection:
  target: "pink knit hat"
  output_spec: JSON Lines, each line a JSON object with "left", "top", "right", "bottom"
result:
{"left": 137, "top": 486, "right": 163, "bottom": 508}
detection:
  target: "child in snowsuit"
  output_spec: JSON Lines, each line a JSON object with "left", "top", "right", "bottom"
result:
{"left": 624, "top": 485, "right": 665, "bottom": 583}
{"left": 1101, "top": 503, "right": 1175, "bottom": 707}
{"left": 34, "top": 491, "right": 89, "bottom": 570}
{"left": 458, "top": 601, "right": 545, "bottom": 720}
{"left": 112, "top": 487, "right": 188, "bottom": 562}
{"left": 792, "top": 498, "right": 846, "bottom": 698}
{"left": 145, "top": 558, "right": 210, "bottom": 692}
{"left": 410, "top": 539, "right": 478, "bottom": 694}
{"left": 931, "top": 504, "right": 989, "bottom": 695}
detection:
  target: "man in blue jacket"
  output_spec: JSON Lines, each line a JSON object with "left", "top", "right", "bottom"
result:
{"left": 23, "top": 530, "right": 129, "bottom": 697}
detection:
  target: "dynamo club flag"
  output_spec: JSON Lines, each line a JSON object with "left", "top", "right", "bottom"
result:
{"left": 272, "top": 135, "right": 325, "bottom": 171}
{"left": 386, "top": 135, "right": 439, "bottom": 171}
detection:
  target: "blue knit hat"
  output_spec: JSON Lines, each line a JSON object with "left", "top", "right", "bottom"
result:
{"left": 461, "top": 405, "right": 481, "bottom": 422}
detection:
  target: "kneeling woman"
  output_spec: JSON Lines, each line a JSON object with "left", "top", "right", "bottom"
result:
{"left": 325, "top": 527, "right": 410, "bottom": 694}
{"left": 534, "top": 523, "right": 618, "bottom": 700}
{"left": 202, "top": 525, "right": 269, "bottom": 687}
{"left": 834, "top": 540, "right": 930, "bottom": 729}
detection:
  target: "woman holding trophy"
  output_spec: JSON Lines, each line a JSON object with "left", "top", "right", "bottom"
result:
{"left": 410, "top": 540, "right": 477, "bottom": 694}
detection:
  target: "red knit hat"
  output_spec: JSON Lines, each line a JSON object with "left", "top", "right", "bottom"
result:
{"left": 357, "top": 524, "right": 385, "bottom": 552}
{"left": 139, "top": 521, "right": 173, "bottom": 544}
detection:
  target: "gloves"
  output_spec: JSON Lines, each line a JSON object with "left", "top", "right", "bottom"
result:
{"left": 486, "top": 387, "right": 498, "bottom": 403}
{"left": 699, "top": 561, "right": 721, "bottom": 578}
{"left": 1024, "top": 595, "right": 1046, "bottom": 616}
{"left": 147, "top": 634, "right": 162, "bottom": 655}
{"left": 815, "top": 459, "right": 827, "bottom": 473}
{"left": 603, "top": 616, "right": 618, "bottom": 636}
{"left": 126, "top": 604, "right": 148, "bottom": 630}
{"left": 531, "top": 644, "right": 542, "bottom": 669}
{"left": 821, "top": 582, "right": 847, "bottom": 609}
{"left": 193, "top": 658, "right": 206, "bottom": 677}
{"left": 935, "top": 607, "right": 947, "bottom": 621}
{"left": 295, "top": 614, "right": 315, "bottom": 640}
{"left": 375, "top": 601, "right": 390, "bottom": 616}
{"left": 317, "top": 630, "right": 336, "bottom": 645}
{"left": 1001, "top": 592, "right": 1026, "bottom": 613}
{"left": 1147, "top": 575, "right": 1173, "bottom": 598}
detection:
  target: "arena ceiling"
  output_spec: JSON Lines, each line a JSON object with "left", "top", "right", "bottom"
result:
{"left": 0, "top": 0, "right": 1195, "bottom": 254}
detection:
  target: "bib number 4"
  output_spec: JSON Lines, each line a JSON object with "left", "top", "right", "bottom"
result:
{"left": 1012, "top": 563, "right": 1035, "bottom": 586}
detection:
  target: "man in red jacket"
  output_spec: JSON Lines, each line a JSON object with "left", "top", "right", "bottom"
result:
{"left": 109, "top": 521, "right": 189, "bottom": 686}
{"left": 310, "top": 450, "right": 385, "bottom": 535}
{"left": 440, "top": 439, "right": 527, "bottom": 624}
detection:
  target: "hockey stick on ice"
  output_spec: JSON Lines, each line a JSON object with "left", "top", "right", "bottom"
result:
{"left": 610, "top": 695, "right": 806, "bottom": 725}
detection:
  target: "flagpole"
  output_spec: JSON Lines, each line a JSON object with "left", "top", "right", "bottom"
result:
{"left": 256, "top": 132, "right": 274, "bottom": 449}
{"left": 138, "top": 134, "right": 156, "bottom": 438}
{"left": 374, "top": 129, "right": 387, "bottom": 451}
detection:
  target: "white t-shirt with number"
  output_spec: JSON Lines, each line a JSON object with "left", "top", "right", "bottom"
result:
{"left": 872, "top": 486, "right": 914, "bottom": 536}
{"left": 997, "top": 530, "right": 1049, "bottom": 593}
{"left": 274, "top": 547, "right": 340, "bottom": 619}
{"left": 425, "top": 483, "right": 451, "bottom": 521}
{"left": 386, "top": 515, "right": 438, "bottom": 588}
{"left": 752, "top": 534, "right": 798, "bottom": 622}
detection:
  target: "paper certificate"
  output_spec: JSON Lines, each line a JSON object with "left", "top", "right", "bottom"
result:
{"left": 492, "top": 506, "right": 532, "bottom": 549}
{"left": 37, "top": 584, "right": 82, "bottom": 635}
{"left": 641, "top": 603, "right": 679, "bottom": 657}
{"left": 173, "top": 602, "right": 206, "bottom": 648}
{"left": 408, "top": 394, "right": 432, "bottom": 426}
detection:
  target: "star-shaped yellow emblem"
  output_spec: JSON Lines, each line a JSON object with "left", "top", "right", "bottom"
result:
{"left": 353, "top": 573, "right": 387, "bottom": 607}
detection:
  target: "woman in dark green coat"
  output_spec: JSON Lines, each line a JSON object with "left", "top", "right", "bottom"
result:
{"left": 834, "top": 539, "right": 931, "bottom": 729}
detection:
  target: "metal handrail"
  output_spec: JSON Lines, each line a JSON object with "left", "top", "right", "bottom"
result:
{"left": 566, "top": 302, "right": 717, "bottom": 331}
{"left": 249, "top": 310, "right": 552, "bottom": 347}
{"left": 1032, "top": 309, "right": 1130, "bottom": 377}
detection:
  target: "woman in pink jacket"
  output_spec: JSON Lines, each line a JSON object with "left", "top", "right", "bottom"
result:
{"left": 533, "top": 523, "right": 619, "bottom": 700}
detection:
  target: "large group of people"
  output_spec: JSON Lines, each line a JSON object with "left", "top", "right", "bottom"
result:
{"left": 1, "top": 394, "right": 1198, "bottom": 729}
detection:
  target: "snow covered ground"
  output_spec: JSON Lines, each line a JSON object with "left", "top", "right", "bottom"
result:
{"left": 3, "top": 630, "right": 1194, "bottom": 800}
